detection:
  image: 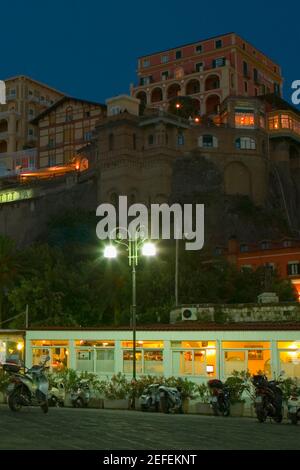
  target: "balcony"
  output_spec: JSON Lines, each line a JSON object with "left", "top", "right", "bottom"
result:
{"left": 268, "top": 111, "right": 300, "bottom": 142}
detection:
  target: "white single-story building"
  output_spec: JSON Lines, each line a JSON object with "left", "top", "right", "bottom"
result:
{"left": 1, "top": 322, "right": 300, "bottom": 382}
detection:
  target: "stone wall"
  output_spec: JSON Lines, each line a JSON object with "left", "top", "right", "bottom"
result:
{"left": 170, "top": 303, "right": 300, "bottom": 323}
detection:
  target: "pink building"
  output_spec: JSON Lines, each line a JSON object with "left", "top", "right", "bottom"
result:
{"left": 131, "top": 33, "right": 283, "bottom": 116}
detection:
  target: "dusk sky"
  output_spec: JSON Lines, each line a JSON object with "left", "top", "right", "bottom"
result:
{"left": 1, "top": 0, "right": 299, "bottom": 105}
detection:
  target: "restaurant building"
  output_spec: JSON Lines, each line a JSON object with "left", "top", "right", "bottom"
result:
{"left": 1, "top": 323, "right": 299, "bottom": 382}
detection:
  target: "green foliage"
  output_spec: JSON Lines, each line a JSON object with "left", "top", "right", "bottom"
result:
{"left": 197, "top": 383, "right": 210, "bottom": 403}
{"left": 0, "top": 369, "right": 10, "bottom": 393}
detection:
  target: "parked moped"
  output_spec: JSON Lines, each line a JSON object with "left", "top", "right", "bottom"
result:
{"left": 159, "top": 385, "right": 183, "bottom": 414}
{"left": 4, "top": 356, "right": 50, "bottom": 413}
{"left": 287, "top": 385, "right": 300, "bottom": 425}
{"left": 208, "top": 379, "right": 231, "bottom": 417}
{"left": 139, "top": 384, "right": 160, "bottom": 411}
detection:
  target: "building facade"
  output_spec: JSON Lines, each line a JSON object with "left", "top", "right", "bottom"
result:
{"left": 0, "top": 76, "right": 64, "bottom": 175}
{"left": 131, "top": 33, "right": 283, "bottom": 115}
{"left": 32, "top": 97, "right": 106, "bottom": 168}
{"left": 226, "top": 237, "right": 300, "bottom": 300}
{"left": 86, "top": 93, "right": 300, "bottom": 207}
{"left": 1, "top": 324, "right": 300, "bottom": 383}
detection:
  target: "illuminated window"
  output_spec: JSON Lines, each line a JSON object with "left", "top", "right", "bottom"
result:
{"left": 277, "top": 342, "right": 300, "bottom": 378}
{"left": 31, "top": 341, "right": 69, "bottom": 371}
{"left": 235, "top": 137, "right": 256, "bottom": 150}
{"left": 222, "top": 341, "right": 271, "bottom": 377}
{"left": 0, "top": 337, "right": 24, "bottom": 365}
{"left": 177, "top": 132, "right": 185, "bottom": 146}
{"left": 268, "top": 115, "right": 280, "bottom": 130}
{"left": 171, "top": 341, "right": 216, "bottom": 377}
{"left": 235, "top": 110, "right": 255, "bottom": 128}
{"left": 122, "top": 341, "right": 163, "bottom": 349}
{"left": 281, "top": 114, "right": 292, "bottom": 129}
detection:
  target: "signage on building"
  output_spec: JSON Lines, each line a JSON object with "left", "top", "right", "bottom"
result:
{"left": 0, "top": 188, "right": 36, "bottom": 204}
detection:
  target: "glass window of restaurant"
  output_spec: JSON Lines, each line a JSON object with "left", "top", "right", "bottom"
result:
{"left": 122, "top": 341, "right": 163, "bottom": 375}
{"left": 0, "top": 336, "right": 25, "bottom": 365}
{"left": 171, "top": 341, "right": 216, "bottom": 377}
{"left": 222, "top": 342, "right": 271, "bottom": 377}
{"left": 31, "top": 340, "right": 69, "bottom": 371}
{"left": 75, "top": 341, "right": 115, "bottom": 374}
{"left": 235, "top": 109, "right": 255, "bottom": 128}
{"left": 278, "top": 341, "right": 300, "bottom": 378}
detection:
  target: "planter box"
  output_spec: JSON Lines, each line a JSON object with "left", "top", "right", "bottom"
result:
{"left": 88, "top": 398, "right": 104, "bottom": 409}
{"left": 196, "top": 402, "right": 212, "bottom": 415}
{"left": 182, "top": 398, "right": 190, "bottom": 414}
{"left": 104, "top": 399, "right": 129, "bottom": 410}
{"left": 230, "top": 402, "right": 245, "bottom": 417}
{"left": 0, "top": 391, "right": 7, "bottom": 404}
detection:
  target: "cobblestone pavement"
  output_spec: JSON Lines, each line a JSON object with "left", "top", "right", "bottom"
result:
{"left": 0, "top": 406, "right": 299, "bottom": 450}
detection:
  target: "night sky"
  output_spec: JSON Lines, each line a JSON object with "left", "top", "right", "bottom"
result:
{"left": 0, "top": 0, "right": 299, "bottom": 105}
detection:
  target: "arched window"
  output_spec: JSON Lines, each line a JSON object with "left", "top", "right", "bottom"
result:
{"left": 177, "top": 132, "right": 185, "bottom": 146}
{"left": 109, "top": 133, "right": 114, "bottom": 151}
{"left": 198, "top": 134, "right": 218, "bottom": 148}
{"left": 235, "top": 137, "right": 256, "bottom": 150}
{"left": 148, "top": 134, "right": 154, "bottom": 145}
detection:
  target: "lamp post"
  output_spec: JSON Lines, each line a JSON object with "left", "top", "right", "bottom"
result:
{"left": 104, "top": 228, "right": 156, "bottom": 408}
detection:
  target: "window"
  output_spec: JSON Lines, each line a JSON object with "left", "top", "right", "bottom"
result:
{"left": 243, "top": 61, "right": 249, "bottom": 77}
{"left": 244, "top": 81, "right": 248, "bottom": 93}
{"left": 215, "top": 39, "right": 222, "bottom": 49}
{"left": 48, "top": 137, "right": 55, "bottom": 148}
{"left": 31, "top": 340, "right": 69, "bottom": 371}
{"left": 84, "top": 131, "right": 92, "bottom": 141}
{"left": 9, "top": 89, "right": 16, "bottom": 96}
{"left": 109, "top": 133, "right": 114, "bottom": 151}
{"left": 171, "top": 341, "right": 216, "bottom": 377}
{"left": 122, "top": 341, "right": 163, "bottom": 375}
{"left": 222, "top": 341, "right": 271, "bottom": 377}
{"left": 148, "top": 134, "right": 154, "bottom": 145}
{"left": 65, "top": 107, "right": 73, "bottom": 122}
{"left": 274, "top": 83, "right": 280, "bottom": 96}
{"left": 161, "top": 55, "right": 169, "bottom": 64}
{"left": 84, "top": 110, "right": 91, "bottom": 118}
{"left": 288, "top": 262, "right": 300, "bottom": 276}
{"left": 75, "top": 341, "right": 115, "bottom": 373}
{"left": 253, "top": 68, "right": 259, "bottom": 83}
{"left": 212, "top": 57, "right": 226, "bottom": 68}
{"left": 28, "top": 128, "right": 34, "bottom": 137}
{"left": 140, "top": 76, "right": 152, "bottom": 86}
{"left": 235, "top": 109, "right": 255, "bottom": 128}
{"left": 142, "top": 59, "right": 150, "bottom": 68}
{"left": 195, "top": 44, "right": 203, "bottom": 54}
{"left": 177, "top": 133, "right": 184, "bottom": 146}
{"left": 195, "top": 62, "right": 204, "bottom": 72}
{"left": 161, "top": 71, "right": 169, "bottom": 80}
{"left": 198, "top": 134, "right": 218, "bottom": 148}
{"left": 48, "top": 154, "right": 56, "bottom": 166}
{"left": 261, "top": 241, "right": 270, "bottom": 250}
{"left": 283, "top": 240, "right": 292, "bottom": 248}
{"left": 278, "top": 342, "right": 300, "bottom": 378}
{"left": 235, "top": 137, "right": 256, "bottom": 150}
{"left": 28, "top": 108, "right": 34, "bottom": 117}
{"left": 240, "top": 244, "right": 249, "bottom": 253}
{"left": 175, "top": 50, "right": 182, "bottom": 60}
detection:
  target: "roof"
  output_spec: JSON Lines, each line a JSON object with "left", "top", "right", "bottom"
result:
{"left": 138, "top": 32, "right": 235, "bottom": 59}
{"left": 4, "top": 75, "right": 65, "bottom": 97}
{"left": 24, "top": 322, "right": 300, "bottom": 332}
{"left": 261, "top": 94, "right": 300, "bottom": 117}
{"left": 31, "top": 96, "right": 106, "bottom": 124}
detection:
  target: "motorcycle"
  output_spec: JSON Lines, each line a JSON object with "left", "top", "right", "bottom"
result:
{"left": 287, "top": 385, "right": 300, "bottom": 425}
{"left": 48, "top": 378, "right": 65, "bottom": 407}
{"left": 252, "top": 374, "right": 283, "bottom": 423}
{"left": 159, "top": 385, "right": 183, "bottom": 414}
{"left": 139, "top": 384, "right": 160, "bottom": 412}
{"left": 70, "top": 379, "right": 91, "bottom": 408}
{"left": 4, "top": 356, "right": 50, "bottom": 413}
{"left": 208, "top": 379, "right": 230, "bottom": 417}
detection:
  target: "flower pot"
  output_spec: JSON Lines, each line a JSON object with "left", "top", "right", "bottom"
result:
{"left": 104, "top": 399, "right": 129, "bottom": 410}
{"left": 182, "top": 398, "right": 190, "bottom": 414}
{"left": 64, "top": 392, "right": 73, "bottom": 408}
{"left": 230, "top": 402, "right": 245, "bottom": 417}
{"left": 196, "top": 402, "right": 212, "bottom": 415}
{"left": 0, "top": 391, "right": 6, "bottom": 404}
{"left": 88, "top": 398, "right": 104, "bottom": 409}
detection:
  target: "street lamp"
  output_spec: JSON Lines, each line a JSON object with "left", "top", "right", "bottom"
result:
{"left": 104, "top": 227, "right": 156, "bottom": 408}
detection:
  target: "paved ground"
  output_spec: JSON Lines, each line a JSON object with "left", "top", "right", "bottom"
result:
{"left": 0, "top": 405, "right": 299, "bottom": 450}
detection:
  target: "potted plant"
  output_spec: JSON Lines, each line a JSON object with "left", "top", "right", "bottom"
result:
{"left": 225, "top": 373, "right": 247, "bottom": 416}
{"left": 195, "top": 383, "right": 211, "bottom": 415}
{"left": 103, "top": 373, "right": 131, "bottom": 409}
{"left": 166, "top": 377, "right": 198, "bottom": 413}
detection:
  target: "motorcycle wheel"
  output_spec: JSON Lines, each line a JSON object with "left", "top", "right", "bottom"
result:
{"left": 74, "top": 397, "right": 84, "bottom": 408}
{"left": 212, "top": 403, "right": 219, "bottom": 416}
{"left": 290, "top": 415, "right": 298, "bottom": 425}
{"left": 8, "top": 392, "right": 22, "bottom": 412}
{"left": 160, "top": 396, "right": 170, "bottom": 414}
{"left": 40, "top": 400, "right": 49, "bottom": 414}
{"left": 273, "top": 413, "right": 283, "bottom": 424}
{"left": 256, "top": 408, "right": 267, "bottom": 423}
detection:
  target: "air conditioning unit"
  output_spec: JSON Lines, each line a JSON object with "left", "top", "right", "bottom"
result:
{"left": 181, "top": 307, "right": 197, "bottom": 321}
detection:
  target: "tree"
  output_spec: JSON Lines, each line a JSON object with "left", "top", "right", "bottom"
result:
{"left": 0, "top": 236, "right": 19, "bottom": 325}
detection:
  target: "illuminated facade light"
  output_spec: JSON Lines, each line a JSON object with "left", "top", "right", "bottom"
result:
{"left": 142, "top": 242, "right": 156, "bottom": 257}
{"left": 104, "top": 245, "right": 118, "bottom": 259}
